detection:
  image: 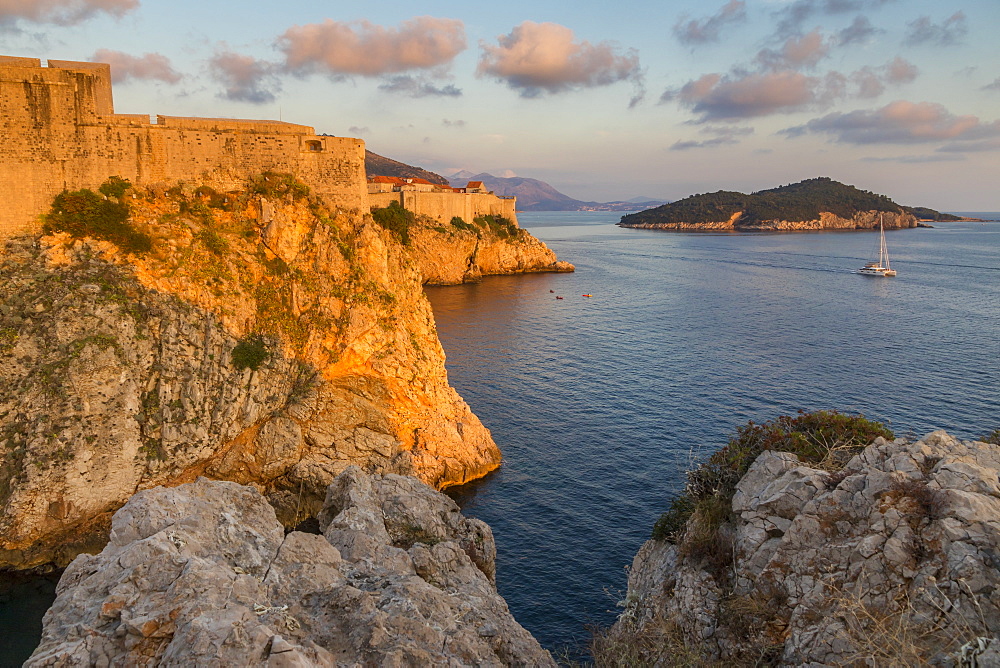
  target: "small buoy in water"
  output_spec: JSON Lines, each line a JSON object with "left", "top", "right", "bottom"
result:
{"left": 556, "top": 296, "right": 563, "bottom": 299}
{"left": 549, "top": 290, "right": 554, "bottom": 293}
{"left": 582, "top": 294, "right": 592, "bottom": 297}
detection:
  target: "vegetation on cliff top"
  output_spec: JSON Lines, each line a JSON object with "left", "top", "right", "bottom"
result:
{"left": 652, "top": 410, "right": 894, "bottom": 547}
{"left": 620, "top": 177, "right": 904, "bottom": 226}
{"left": 371, "top": 201, "right": 414, "bottom": 245}
{"left": 43, "top": 178, "right": 152, "bottom": 254}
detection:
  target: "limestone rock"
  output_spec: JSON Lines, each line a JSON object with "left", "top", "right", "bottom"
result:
{"left": 409, "top": 221, "right": 574, "bottom": 285}
{"left": 0, "top": 185, "right": 515, "bottom": 570}
{"left": 27, "top": 471, "right": 554, "bottom": 666}
{"left": 612, "top": 432, "right": 1000, "bottom": 666}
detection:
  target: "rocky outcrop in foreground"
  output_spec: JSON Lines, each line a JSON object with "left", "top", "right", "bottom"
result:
{"left": 610, "top": 431, "right": 1000, "bottom": 666}
{"left": 28, "top": 469, "right": 554, "bottom": 666}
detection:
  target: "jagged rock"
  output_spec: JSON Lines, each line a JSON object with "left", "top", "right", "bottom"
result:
{"left": 27, "top": 470, "right": 554, "bottom": 666}
{"left": 612, "top": 431, "right": 1000, "bottom": 666}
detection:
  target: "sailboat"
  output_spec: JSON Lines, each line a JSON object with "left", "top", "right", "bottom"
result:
{"left": 858, "top": 215, "right": 897, "bottom": 277}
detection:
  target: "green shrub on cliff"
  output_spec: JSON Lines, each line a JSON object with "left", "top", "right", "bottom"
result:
{"left": 249, "top": 171, "right": 310, "bottom": 200}
{"left": 652, "top": 410, "right": 893, "bottom": 544}
{"left": 450, "top": 216, "right": 476, "bottom": 232}
{"left": 473, "top": 214, "right": 518, "bottom": 239}
{"left": 98, "top": 176, "right": 132, "bottom": 199}
{"left": 44, "top": 183, "right": 152, "bottom": 254}
{"left": 230, "top": 334, "right": 270, "bottom": 371}
{"left": 372, "top": 201, "right": 413, "bottom": 245}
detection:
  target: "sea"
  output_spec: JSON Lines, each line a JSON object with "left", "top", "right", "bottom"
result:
{"left": 3, "top": 211, "right": 998, "bottom": 663}
{"left": 429, "top": 211, "right": 1000, "bottom": 656}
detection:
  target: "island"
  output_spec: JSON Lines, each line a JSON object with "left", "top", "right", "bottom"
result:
{"left": 618, "top": 177, "right": 972, "bottom": 231}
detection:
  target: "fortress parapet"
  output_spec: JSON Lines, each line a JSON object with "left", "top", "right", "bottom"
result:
{"left": 0, "top": 55, "right": 368, "bottom": 238}
{"left": 367, "top": 176, "right": 517, "bottom": 225}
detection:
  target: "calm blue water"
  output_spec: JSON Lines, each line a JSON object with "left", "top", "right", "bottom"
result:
{"left": 432, "top": 212, "right": 1000, "bottom": 655}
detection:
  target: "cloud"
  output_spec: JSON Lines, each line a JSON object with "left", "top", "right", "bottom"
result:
{"left": 937, "top": 139, "right": 1000, "bottom": 153}
{"left": 850, "top": 57, "right": 917, "bottom": 98}
{"left": 781, "top": 100, "right": 1000, "bottom": 145}
{"left": 671, "top": 123, "right": 753, "bottom": 150}
{"left": 0, "top": 0, "right": 136, "bottom": 26}
{"left": 378, "top": 75, "right": 461, "bottom": 97}
{"left": 442, "top": 119, "right": 466, "bottom": 128}
{"left": 664, "top": 70, "right": 843, "bottom": 121}
{"left": 477, "top": 21, "right": 642, "bottom": 98}
{"left": 278, "top": 17, "right": 465, "bottom": 77}
{"left": 208, "top": 50, "right": 280, "bottom": 104}
{"left": 670, "top": 136, "right": 740, "bottom": 150}
{"left": 982, "top": 77, "right": 1000, "bottom": 92}
{"left": 347, "top": 126, "right": 369, "bottom": 135}
{"left": 904, "top": 12, "right": 967, "bottom": 47}
{"left": 700, "top": 125, "right": 755, "bottom": 137}
{"left": 674, "top": 0, "right": 746, "bottom": 46}
{"left": 835, "top": 15, "right": 882, "bottom": 45}
{"left": 91, "top": 49, "right": 182, "bottom": 84}
{"left": 861, "top": 154, "right": 964, "bottom": 163}
{"left": 771, "top": 0, "right": 894, "bottom": 38}
{"left": 755, "top": 31, "right": 829, "bottom": 71}
{"left": 664, "top": 52, "right": 916, "bottom": 121}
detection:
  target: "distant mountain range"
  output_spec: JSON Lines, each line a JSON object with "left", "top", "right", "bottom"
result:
{"left": 446, "top": 171, "right": 665, "bottom": 211}
{"left": 362, "top": 150, "right": 664, "bottom": 211}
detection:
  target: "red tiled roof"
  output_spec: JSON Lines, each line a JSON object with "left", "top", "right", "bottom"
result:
{"left": 466, "top": 181, "right": 484, "bottom": 188}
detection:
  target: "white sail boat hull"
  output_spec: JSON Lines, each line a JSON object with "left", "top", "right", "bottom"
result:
{"left": 858, "top": 216, "right": 897, "bottom": 277}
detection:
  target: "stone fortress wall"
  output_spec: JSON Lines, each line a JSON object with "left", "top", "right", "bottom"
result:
{"left": 0, "top": 55, "right": 368, "bottom": 238}
{"left": 369, "top": 190, "right": 517, "bottom": 225}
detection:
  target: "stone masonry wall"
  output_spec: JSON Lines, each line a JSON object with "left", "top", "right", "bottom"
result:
{"left": 0, "top": 56, "right": 368, "bottom": 238}
{"left": 369, "top": 190, "right": 518, "bottom": 225}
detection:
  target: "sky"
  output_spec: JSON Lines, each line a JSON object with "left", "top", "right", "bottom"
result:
{"left": 2, "top": 0, "right": 999, "bottom": 210}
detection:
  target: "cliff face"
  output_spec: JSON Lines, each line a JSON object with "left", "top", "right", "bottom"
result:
{"left": 619, "top": 209, "right": 917, "bottom": 231}
{"left": 409, "top": 221, "right": 574, "bottom": 285}
{"left": 28, "top": 471, "right": 555, "bottom": 666}
{"left": 0, "top": 181, "right": 547, "bottom": 570}
{"left": 607, "top": 432, "right": 1000, "bottom": 665}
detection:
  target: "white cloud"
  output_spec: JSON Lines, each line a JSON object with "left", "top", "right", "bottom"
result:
{"left": 477, "top": 21, "right": 642, "bottom": 99}
{"left": 91, "top": 49, "right": 182, "bottom": 84}
{"left": 278, "top": 17, "right": 466, "bottom": 77}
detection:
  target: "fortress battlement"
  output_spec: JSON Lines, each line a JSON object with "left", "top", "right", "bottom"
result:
{"left": 0, "top": 55, "right": 367, "bottom": 239}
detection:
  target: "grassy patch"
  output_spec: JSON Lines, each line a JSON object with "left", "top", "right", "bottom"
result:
{"left": 0, "top": 326, "right": 18, "bottom": 353}
{"left": 684, "top": 410, "right": 893, "bottom": 506}
{"left": 249, "top": 171, "right": 310, "bottom": 200}
{"left": 44, "top": 179, "right": 152, "bottom": 254}
{"left": 195, "top": 227, "right": 229, "bottom": 255}
{"left": 372, "top": 201, "right": 413, "bottom": 245}
{"left": 652, "top": 411, "right": 893, "bottom": 571}
{"left": 473, "top": 214, "right": 518, "bottom": 239}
